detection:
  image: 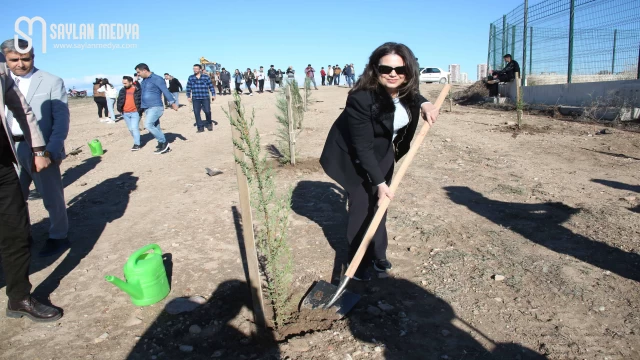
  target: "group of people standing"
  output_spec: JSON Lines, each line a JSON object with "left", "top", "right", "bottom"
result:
{"left": 208, "top": 65, "right": 291, "bottom": 96}
{"left": 321, "top": 64, "right": 356, "bottom": 87}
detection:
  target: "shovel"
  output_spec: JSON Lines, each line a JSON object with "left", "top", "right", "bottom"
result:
{"left": 300, "top": 85, "right": 451, "bottom": 317}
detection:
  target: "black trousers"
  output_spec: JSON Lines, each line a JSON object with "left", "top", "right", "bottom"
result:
{"left": 259, "top": 79, "right": 265, "bottom": 92}
{"left": 0, "top": 163, "right": 32, "bottom": 301}
{"left": 235, "top": 82, "right": 242, "bottom": 94}
{"left": 94, "top": 97, "right": 108, "bottom": 117}
{"left": 245, "top": 81, "right": 252, "bottom": 94}
{"left": 321, "top": 76, "right": 326, "bottom": 85}
{"left": 216, "top": 83, "right": 222, "bottom": 95}
{"left": 346, "top": 147, "right": 395, "bottom": 268}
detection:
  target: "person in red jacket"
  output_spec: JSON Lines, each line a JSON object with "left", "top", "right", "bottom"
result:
{"left": 321, "top": 67, "right": 327, "bottom": 86}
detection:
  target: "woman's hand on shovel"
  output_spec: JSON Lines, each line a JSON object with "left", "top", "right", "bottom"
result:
{"left": 377, "top": 183, "right": 395, "bottom": 206}
{"left": 421, "top": 102, "right": 439, "bottom": 126}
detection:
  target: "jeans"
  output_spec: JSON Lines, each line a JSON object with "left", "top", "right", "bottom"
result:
{"left": 345, "top": 75, "right": 353, "bottom": 87}
{"left": 122, "top": 112, "right": 141, "bottom": 145}
{"left": 0, "top": 163, "right": 32, "bottom": 300}
{"left": 106, "top": 97, "right": 116, "bottom": 120}
{"left": 172, "top": 92, "right": 180, "bottom": 107}
{"left": 269, "top": 78, "right": 276, "bottom": 91}
{"left": 334, "top": 75, "right": 340, "bottom": 85}
{"left": 143, "top": 106, "right": 166, "bottom": 143}
{"left": 327, "top": 76, "right": 333, "bottom": 85}
{"left": 350, "top": 74, "right": 356, "bottom": 85}
{"left": 307, "top": 77, "right": 317, "bottom": 88}
{"left": 245, "top": 81, "right": 253, "bottom": 94}
{"left": 192, "top": 98, "right": 212, "bottom": 129}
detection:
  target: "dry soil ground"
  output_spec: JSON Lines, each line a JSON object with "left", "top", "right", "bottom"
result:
{"left": 0, "top": 83, "right": 638, "bottom": 360}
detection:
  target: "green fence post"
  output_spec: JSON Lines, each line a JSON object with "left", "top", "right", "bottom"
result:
{"left": 522, "top": 0, "right": 528, "bottom": 86}
{"left": 487, "top": 24, "right": 493, "bottom": 74}
{"left": 637, "top": 44, "right": 640, "bottom": 80}
{"left": 511, "top": 25, "right": 516, "bottom": 58}
{"left": 568, "top": 0, "right": 575, "bottom": 83}
{"left": 529, "top": 27, "right": 533, "bottom": 75}
{"left": 502, "top": 15, "right": 507, "bottom": 67}
{"left": 493, "top": 24, "right": 498, "bottom": 70}
{"left": 611, "top": 29, "right": 617, "bottom": 75}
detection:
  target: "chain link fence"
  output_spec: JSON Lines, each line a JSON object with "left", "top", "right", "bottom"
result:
{"left": 488, "top": 0, "right": 640, "bottom": 85}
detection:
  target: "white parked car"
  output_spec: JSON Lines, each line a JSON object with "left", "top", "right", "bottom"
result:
{"left": 419, "top": 67, "right": 449, "bottom": 84}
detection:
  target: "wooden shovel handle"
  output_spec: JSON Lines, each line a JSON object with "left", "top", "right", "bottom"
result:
{"left": 345, "top": 85, "right": 451, "bottom": 278}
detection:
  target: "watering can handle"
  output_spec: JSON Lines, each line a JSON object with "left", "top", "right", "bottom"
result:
{"left": 126, "top": 244, "right": 162, "bottom": 268}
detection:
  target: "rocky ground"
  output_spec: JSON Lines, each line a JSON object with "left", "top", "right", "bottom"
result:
{"left": 0, "top": 83, "right": 638, "bottom": 360}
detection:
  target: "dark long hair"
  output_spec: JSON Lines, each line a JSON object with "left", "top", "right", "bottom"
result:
{"left": 351, "top": 42, "right": 420, "bottom": 101}
{"left": 101, "top": 78, "right": 114, "bottom": 88}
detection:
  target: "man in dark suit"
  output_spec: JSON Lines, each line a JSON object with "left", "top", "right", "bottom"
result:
{"left": 485, "top": 54, "right": 521, "bottom": 96}
{"left": 0, "top": 48, "right": 62, "bottom": 322}
{"left": 2, "top": 38, "right": 71, "bottom": 257}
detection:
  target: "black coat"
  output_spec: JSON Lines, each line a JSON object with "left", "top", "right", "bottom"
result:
{"left": 168, "top": 78, "right": 182, "bottom": 92}
{"left": 499, "top": 60, "right": 521, "bottom": 81}
{"left": 117, "top": 84, "right": 142, "bottom": 115}
{"left": 320, "top": 86, "right": 428, "bottom": 193}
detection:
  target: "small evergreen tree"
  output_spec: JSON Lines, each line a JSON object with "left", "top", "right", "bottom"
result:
{"left": 223, "top": 93, "right": 294, "bottom": 327}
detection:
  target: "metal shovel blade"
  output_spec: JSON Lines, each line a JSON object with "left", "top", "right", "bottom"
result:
{"left": 300, "top": 280, "right": 360, "bottom": 318}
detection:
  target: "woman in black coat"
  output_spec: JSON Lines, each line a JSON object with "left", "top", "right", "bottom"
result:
{"left": 320, "top": 42, "right": 439, "bottom": 280}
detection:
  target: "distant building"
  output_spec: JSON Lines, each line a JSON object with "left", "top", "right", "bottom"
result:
{"left": 449, "top": 64, "right": 461, "bottom": 83}
{"left": 477, "top": 64, "right": 488, "bottom": 81}
{"left": 461, "top": 72, "right": 468, "bottom": 83}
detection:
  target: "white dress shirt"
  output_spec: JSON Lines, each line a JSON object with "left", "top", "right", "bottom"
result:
{"left": 5, "top": 69, "right": 35, "bottom": 136}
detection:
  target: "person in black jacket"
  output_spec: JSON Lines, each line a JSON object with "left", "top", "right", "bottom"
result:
{"left": 117, "top": 76, "right": 143, "bottom": 151}
{"left": 168, "top": 75, "right": 183, "bottom": 107}
{"left": 320, "top": 42, "right": 439, "bottom": 280}
{"left": 485, "top": 54, "right": 521, "bottom": 96}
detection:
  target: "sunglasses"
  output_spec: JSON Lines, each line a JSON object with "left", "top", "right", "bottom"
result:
{"left": 378, "top": 65, "right": 406, "bottom": 75}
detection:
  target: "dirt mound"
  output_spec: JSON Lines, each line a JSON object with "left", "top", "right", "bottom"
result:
{"left": 453, "top": 80, "right": 489, "bottom": 105}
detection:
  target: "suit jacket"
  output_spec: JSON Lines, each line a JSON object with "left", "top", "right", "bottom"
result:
{"left": 0, "top": 53, "right": 45, "bottom": 164}
{"left": 320, "top": 86, "right": 428, "bottom": 193}
{"left": 6, "top": 68, "right": 69, "bottom": 161}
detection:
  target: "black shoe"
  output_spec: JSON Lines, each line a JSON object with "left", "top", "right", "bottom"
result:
{"left": 206, "top": 124, "right": 213, "bottom": 131}
{"left": 7, "top": 296, "right": 62, "bottom": 322}
{"left": 131, "top": 145, "right": 141, "bottom": 151}
{"left": 197, "top": 128, "right": 205, "bottom": 133}
{"left": 373, "top": 259, "right": 393, "bottom": 272}
{"left": 348, "top": 263, "right": 372, "bottom": 281}
{"left": 38, "top": 238, "right": 70, "bottom": 257}
{"left": 154, "top": 142, "right": 170, "bottom": 154}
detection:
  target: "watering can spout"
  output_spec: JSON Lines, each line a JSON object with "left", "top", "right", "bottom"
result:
{"left": 105, "top": 275, "right": 142, "bottom": 300}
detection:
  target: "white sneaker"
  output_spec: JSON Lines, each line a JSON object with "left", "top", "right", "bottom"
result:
{"left": 104, "top": 119, "right": 116, "bottom": 124}
{"left": 100, "top": 118, "right": 109, "bottom": 122}
{"left": 249, "top": 93, "right": 253, "bottom": 96}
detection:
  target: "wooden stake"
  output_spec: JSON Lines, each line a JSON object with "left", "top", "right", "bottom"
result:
{"left": 228, "top": 100, "right": 267, "bottom": 328}
{"left": 515, "top": 72, "right": 522, "bottom": 127}
{"left": 286, "top": 86, "right": 296, "bottom": 166}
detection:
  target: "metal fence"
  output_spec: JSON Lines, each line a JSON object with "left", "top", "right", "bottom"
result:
{"left": 487, "top": 0, "right": 640, "bottom": 85}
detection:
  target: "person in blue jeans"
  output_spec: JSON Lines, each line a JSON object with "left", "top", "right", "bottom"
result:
{"left": 117, "top": 76, "right": 143, "bottom": 151}
{"left": 135, "top": 63, "right": 178, "bottom": 154}
{"left": 185, "top": 64, "right": 216, "bottom": 132}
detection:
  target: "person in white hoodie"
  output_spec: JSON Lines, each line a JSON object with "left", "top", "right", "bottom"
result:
{"left": 327, "top": 65, "right": 334, "bottom": 86}
{"left": 97, "top": 78, "right": 117, "bottom": 123}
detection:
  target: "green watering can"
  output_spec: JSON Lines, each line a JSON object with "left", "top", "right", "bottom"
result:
{"left": 105, "top": 244, "right": 170, "bottom": 306}
{"left": 88, "top": 139, "right": 103, "bottom": 156}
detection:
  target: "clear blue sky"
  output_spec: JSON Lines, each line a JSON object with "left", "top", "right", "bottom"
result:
{"left": 2, "top": 0, "right": 527, "bottom": 93}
